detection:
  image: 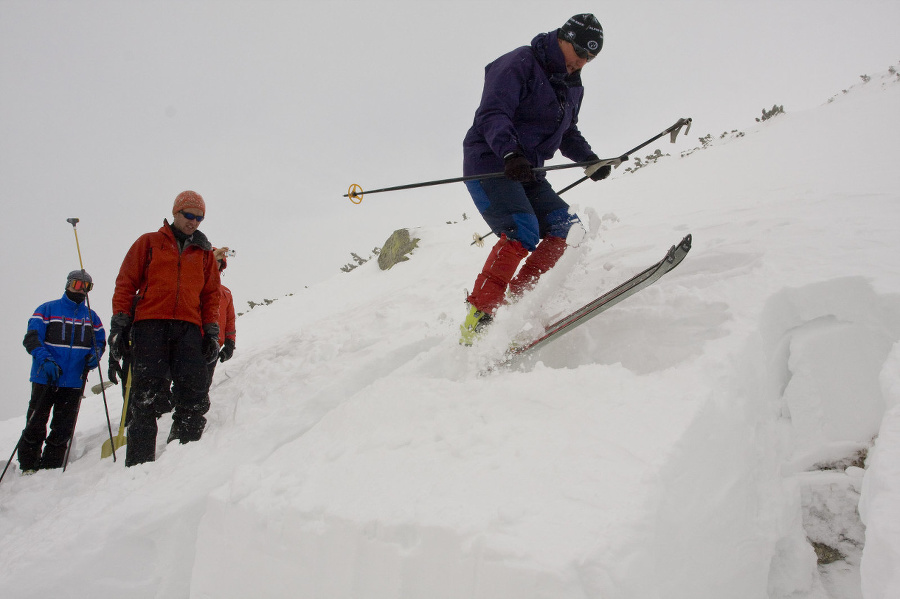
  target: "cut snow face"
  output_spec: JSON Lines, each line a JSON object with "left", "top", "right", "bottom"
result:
{"left": 762, "top": 278, "right": 899, "bottom": 464}
{"left": 2, "top": 68, "right": 900, "bottom": 599}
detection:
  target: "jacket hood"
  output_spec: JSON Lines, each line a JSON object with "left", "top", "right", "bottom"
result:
{"left": 160, "top": 219, "right": 213, "bottom": 251}
{"left": 532, "top": 30, "right": 583, "bottom": 87}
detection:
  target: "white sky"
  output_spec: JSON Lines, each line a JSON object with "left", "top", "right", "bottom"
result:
{"left": 1, "top": 0, "right": 898, "bottom": 419}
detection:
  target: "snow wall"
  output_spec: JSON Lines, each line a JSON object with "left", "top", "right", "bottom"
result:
{"left": 188, "top": 274, "right": 900, "bottom": 599}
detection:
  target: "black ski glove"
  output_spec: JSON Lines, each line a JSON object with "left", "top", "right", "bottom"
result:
{"left": 503, "top": 152, "right": 536, "bottom": 182}
{"left": 108, "top": 357, "right": 122, "bottom": 385}
{"left": 218, "top": 338, "right": 235, "bottom": 363}
{"left": 202, "top": 323, "right": 220, "bottom": 364}
{"left": 108, "top": 313, "right": 132, "bottom": 362}
{"left": 584, "top": 155, "right": 612, "bottom": 181}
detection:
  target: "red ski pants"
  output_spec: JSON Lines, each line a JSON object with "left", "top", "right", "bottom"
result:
{"left": 508, "top": 235, "right": 568, "bottom": 298}
{"left": 466, "top": 234, "right": 529, "bottom": 315}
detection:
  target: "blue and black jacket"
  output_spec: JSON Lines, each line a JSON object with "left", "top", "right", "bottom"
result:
{"left": 23, "top": 293, "right": 106, "bottom": 388}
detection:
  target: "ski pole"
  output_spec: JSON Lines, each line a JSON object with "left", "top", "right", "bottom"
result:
{"left": 0, "top": 385, "right": 53, "bottom": 486}
{"left": 555, "top": 117, "right": 692, "bottom": 195}
{"left": 62, "top": 368, "right": 90, "bottom": 471}
{"left": 101, "top": 365, "right": 131, "bottom": 459}
{"left": 470, "top": 117, "right": 693, "bottom": 246}
{"left": 343, "top": 157, "right": 625, "bottom": 204}
{"left": 63, "top": 218, "right": 117, "bottom": 467}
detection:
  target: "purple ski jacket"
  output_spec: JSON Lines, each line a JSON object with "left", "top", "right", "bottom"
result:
{"left": 463, "top": 30, "right": 596, "bottom": 179}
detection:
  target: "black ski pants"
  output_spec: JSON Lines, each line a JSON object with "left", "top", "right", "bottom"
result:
{"left": 126, "top": 320, "right": 209, "bottom": 467}
{"left": 18, "top": 383, "right": 83, "bottom": 470}
{"left": 205, "top": 359, "right": 218, "bottom": 395}
{"left": 121, "top": 353, "right": 173, "bottom": 428}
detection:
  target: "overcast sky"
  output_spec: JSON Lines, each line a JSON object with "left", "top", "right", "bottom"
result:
{"left": 1, "top": 0, "right": 898, "bottom": 419}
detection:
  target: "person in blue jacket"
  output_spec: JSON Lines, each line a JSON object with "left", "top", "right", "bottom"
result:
{"left": 19, "top": 270, "right": 105, "bottom": 471}
{"left": 460, "top": 14, "right": 611, "bottom": 344}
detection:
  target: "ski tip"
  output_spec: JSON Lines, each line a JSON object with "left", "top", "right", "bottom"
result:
{"left": 666, "top": 234, "right": 693, "bottom": 263}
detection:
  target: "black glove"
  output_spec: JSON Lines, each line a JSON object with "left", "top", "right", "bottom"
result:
{"left": 108, "top": 357, "right": 122, "bottom": 385}
{"left": 584, "top": 155, "right": 612, "bottom": 181}
{"left": 503, "top": 152, "right": 535, "bottom": 182}
{"left": 108, "top": 312, "right": 132, "bottom": 362}
{"left": 218, "top": 338, "right": 235, "bottom": 363}
{"left": 588, "top": 164, "right": 611, "bottom": 181}
{"left": 202, "top": 323, "right": 220, "bottom": 364}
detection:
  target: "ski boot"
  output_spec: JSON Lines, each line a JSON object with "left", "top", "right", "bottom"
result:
{"left": 459, "top": 304, "right": 492, "bottom": 346}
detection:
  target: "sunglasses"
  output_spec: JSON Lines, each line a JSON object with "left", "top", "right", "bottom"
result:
{"left": 68, "top": 279, "right": 93, "bottom": 292}
{"left": 572, "top": 42, "right": 597, "bottom": 63}
{"left": 180, "top": 211, "right": 205, "bottom": 223}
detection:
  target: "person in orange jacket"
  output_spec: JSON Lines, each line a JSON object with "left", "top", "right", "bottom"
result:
{"left": 109, "top": 191, "right": 220, "bottom": 466}
{"left": 205, "top": 247, "right": 236, "bottom": 400}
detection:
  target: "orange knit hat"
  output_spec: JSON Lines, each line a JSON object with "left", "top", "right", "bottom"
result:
{"left": 172, "top": 190, "right": 206, "bottom": 215}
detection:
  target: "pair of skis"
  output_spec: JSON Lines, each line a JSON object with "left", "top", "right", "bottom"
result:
{"left": 488, "top": 234, "right": 692, "bottom": 370}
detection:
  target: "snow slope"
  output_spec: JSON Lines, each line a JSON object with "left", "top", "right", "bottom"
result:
{"left": 1, "top": 68, "right": 899, "bottom": 599}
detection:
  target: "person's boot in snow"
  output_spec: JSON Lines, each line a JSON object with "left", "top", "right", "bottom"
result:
{"left": 16, "top": 431, "right": 42, "bottom": 473}
{"left": 459, "top": 305, "right": 493, "bottom": 346}
{"left": 460, "top": 234, "right": 528, "bottom": 345}
{"left": 166, "top": 422, "right": 182, "bottom": 444}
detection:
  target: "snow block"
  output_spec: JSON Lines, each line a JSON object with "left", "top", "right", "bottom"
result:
{"left": 190, "top": 367, "right": 791, "bottom": 599}
{"left": 859, "top": 342, "right": 900, "bottom": 599}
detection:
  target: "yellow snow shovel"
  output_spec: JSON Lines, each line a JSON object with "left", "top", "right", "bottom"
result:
{"left": 101, "top": 367, "right": 131, "bottom": 459}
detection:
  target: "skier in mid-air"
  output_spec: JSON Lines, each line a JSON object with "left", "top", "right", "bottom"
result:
{"left": 460, "top": 13, "right": 611, "bottom": 345}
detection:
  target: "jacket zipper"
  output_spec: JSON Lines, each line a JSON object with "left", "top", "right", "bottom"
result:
{"left": 174, "top": 239, "right": 183, "bottom": 319}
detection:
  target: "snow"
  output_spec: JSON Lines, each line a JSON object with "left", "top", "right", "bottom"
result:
{"left": 2, "top": 68, "right": 900, "bottom": 598}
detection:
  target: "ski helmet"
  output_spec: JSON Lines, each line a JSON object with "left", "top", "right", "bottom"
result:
{"left": 558, "top": 13, "right": 604, "bottom": 55}
{"left": 66, "top": 269, "right": 93, "bottom": 292}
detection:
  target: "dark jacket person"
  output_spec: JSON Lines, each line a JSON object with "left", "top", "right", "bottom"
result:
{"left": 460, "top": 14, "right": 611, "bottom": 345}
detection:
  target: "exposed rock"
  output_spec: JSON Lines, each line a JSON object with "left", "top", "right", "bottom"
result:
{"left": 811, "top": 541, "right": 844, "bottom": 565}
{"left": 377, "top": 228, "right": 419, "bottom": 271}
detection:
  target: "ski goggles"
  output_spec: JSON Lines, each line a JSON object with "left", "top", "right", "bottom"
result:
{"left": 572, "top": 42, "right": 597, "bottom": 62}
{"left": 68, "top": 279, "right": 93, "bottom": 292}
{"left": 180, "top": 211, "right": 205, "bottom": 222}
